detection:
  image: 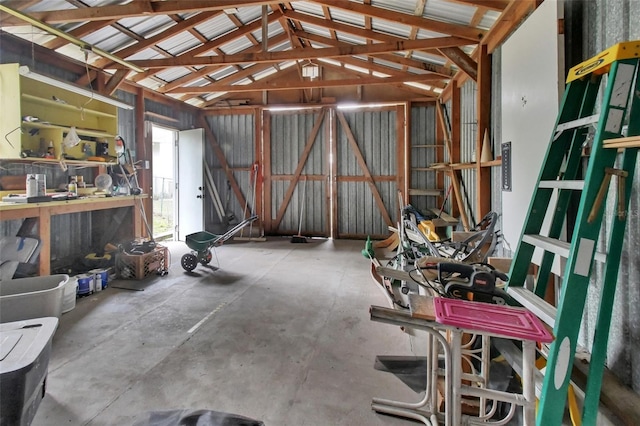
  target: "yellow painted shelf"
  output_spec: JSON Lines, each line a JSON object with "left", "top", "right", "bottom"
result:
{"left": 22, "top": 93, "right": 117, "bottom": 119}
{"left": 22, "top": 121, "right": 115, "bottom": 139}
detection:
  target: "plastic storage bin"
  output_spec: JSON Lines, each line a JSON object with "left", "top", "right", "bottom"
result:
{"left": 0, "top": 317, "right": 58, "bottom": 426}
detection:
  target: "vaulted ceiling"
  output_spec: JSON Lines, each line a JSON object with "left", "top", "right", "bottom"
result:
{"left": 0, "top": 0, "right": 538, "bottom": 108}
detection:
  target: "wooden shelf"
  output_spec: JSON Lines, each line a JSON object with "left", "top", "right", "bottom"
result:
{"left": 22, "top": 121, "right": 115, "bottom": 138}
{"left": 1, "top": 157, "right": 116, "bottom": 167}
{"left": 428, "top": 157, "right": 502, "bottom": 171}
{"left": 22, "top": 93, "right": 117, "bottom": 118}
{"left": 409, "top": 188, "right": 443, "bottom": 196}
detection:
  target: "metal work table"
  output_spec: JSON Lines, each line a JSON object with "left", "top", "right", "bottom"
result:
{"left": 370, "top": 294, "right": 553, "bottom": 426}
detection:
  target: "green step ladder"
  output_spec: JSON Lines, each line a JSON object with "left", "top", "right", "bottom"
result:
{"left": 505, "top": 40, "right": 640, "bottom": 425}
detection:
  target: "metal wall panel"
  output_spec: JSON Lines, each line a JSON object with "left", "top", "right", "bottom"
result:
{"left": 575, "top": 0, "right": 640, "bottom": 392}
{"left": 336, "top": 109, "right": 397, "bottom": 237}
{"left": 270, "top": 110, "right": 327, "bottom": 236}
{"left": 491, "top": 48, "right": 505, "bottom": 254}
{"left": 409, "top": 105, "right": 438, "bottom": 213}
{"left": 460, "top": 80, "right": 478, "bottom": 228}
{"left": 203, "top": 114, "right": 255, "bottom": 233}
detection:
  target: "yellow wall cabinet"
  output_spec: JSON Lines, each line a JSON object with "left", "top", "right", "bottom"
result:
{"left": 0, "top": 63, "right": 119, "bottom": 162}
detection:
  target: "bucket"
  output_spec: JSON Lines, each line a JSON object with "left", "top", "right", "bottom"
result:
{"left": 76, "top": 274, "right": 93, "bottom": 297}
{"left": 62, "top": 276, "right": 77, "bottom": 313}
{"left": 90, "top": 269, "right": 108, "bottom": 290}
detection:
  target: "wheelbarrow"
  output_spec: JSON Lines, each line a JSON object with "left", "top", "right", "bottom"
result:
{"left": 180, "top": 215, "right": 258, "bottom": 272}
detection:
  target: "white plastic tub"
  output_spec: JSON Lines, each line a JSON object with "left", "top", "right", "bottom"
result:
{"left": 0, "top": 275, "right": 68, "bottom": 323}
{"left": 61, "top": 275, "right": 78, "bottom": 314}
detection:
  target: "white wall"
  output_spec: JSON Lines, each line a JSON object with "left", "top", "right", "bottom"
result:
{"left": 500, "top": 0, "right": 564, "bottom": 251}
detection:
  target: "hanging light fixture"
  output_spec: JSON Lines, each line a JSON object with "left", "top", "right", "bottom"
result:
{"left": 301, "top": 61, "right": 319, "bottom": 79}
{"left": 19, "top": 66, "right": 134, "bottom": 110}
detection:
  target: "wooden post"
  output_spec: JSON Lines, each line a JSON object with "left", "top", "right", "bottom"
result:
{"left": 476, "top": 44, "right": 492, "bottom": 218}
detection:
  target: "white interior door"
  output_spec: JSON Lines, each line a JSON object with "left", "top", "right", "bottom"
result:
{"left": 177, "top": 128, "right": 204, "bottom": 241}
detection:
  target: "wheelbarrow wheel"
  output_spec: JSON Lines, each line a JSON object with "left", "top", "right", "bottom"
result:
{"left": 200, "top": 249, "right": 213, "bottom": 265}
{"left": 181, "top": 253, "right": 198, "bottom": 272}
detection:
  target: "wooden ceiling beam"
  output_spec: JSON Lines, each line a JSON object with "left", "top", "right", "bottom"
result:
{"left": 127, "top": 36, "right": 472, "bottom": 69}
{"left": 168, "top": 72, "right": 446, "bottom": 93}
{"left": 130, "top": 11, "right": 284, "bottom": 82}
{"left": 292, "top": 29, "right": 455, "bottom": 78}
{"left": 320, "top": 61, "right": 442, "bottom": 97}
{"left": 104, "top": 69, "right": 130, "bottom": 95}
{"left": 93, "top": 11, "right": 222, "bottom": 69}
{"left": 43, "top": 19, "right": 117, "bottom": 50}
{"left": 482, "top": 0, "right": 538, "bottom": 53}
{"left": 438, "top": 46, "right": 477, "bottom": 81}
{"left": 309, "top": 0, "right": 485, "bottom": 41}
{"left": 2, "top": 1, "right": 276, "bottom": 25}
{"left": 158, "top": 33, "right": 289, "bottom": 93}
{"left": 446, "top": 0, "right": 510, "bottom": 12}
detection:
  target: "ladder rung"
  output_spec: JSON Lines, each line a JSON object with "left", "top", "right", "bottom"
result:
{"left": 408, "top": 188, "right": 443, "bottom": 196}
{"left": 539, "top": 180, "right": 585, "bottom": 190}
{"left": 507, "top": 286, "right": 556, "bottom": 327}
{"left": 522, "top": 234, "right": 607, "bottom": 263}
{"left": 554, "top": 114, "right": 600, "bottom": 140}
{"left": 412, "top": 168, "right": 436, "bottom": 171}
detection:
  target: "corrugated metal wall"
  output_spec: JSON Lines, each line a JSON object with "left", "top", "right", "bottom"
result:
{"left": 336, "top": 108, "right": 397, "bottom": 237}
{"left": 460, "top": 80, "right": 479, "bottom": 228}
{"left": 409, "top": 105, "right": 439, "bottom": 213}
{"left": 573, "top": 0, "right": 640, "bottom": 391}
{"left": 203, "top": 113, "right": 255, "bottom": 233}
{"left": 269, "top": 110, "right": 327, "bottom": 236}
{"left": 491, "top": 48, "right": 505, "bottom": 255}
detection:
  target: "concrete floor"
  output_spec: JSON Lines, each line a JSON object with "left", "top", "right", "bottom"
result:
{"left": 32, "top": 238, "right": 422, "bottom": 426}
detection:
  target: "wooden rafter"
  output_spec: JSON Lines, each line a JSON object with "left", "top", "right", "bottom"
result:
{"left": 93, "top": 11, "right": 222, "bottom": 69}
{"left": 309, "top": 0, "right": 485, "bottom": 41}
{"left": 293, "top": 29, "right": 455, "bottom": 78}
{"left": 438, "top": 46, "right": 477, "bottom": 81}
{"left": 44, "top": 19, "right": 117, "bottom": 50}
{"left": 0, "top": 1, "right": 276, "bottom": 25}
{"left": 447, "top": 0, "right": 510, "bottom": 12}
{"left": 126, "top": 36, "right": 472, "bottom": 69}
{"left": 160, "top": 34, "right": 289, "bottom": 94}
{"left": 104, "top": 69, "right": 129, "bottom": 95}
{"left": 319, "top": 60, "right": 442, "bottom": 98}
{"left": 168, "top": 71, "right": 446, "bottom": 93}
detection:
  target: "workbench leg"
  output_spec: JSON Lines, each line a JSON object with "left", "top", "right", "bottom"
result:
{"left": 38, "top": 211, "right": 51, "bottom": 275}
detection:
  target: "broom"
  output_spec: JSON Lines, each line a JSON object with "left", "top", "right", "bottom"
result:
{"left": 291, "top": 179, "right": 308, "bottom": 243}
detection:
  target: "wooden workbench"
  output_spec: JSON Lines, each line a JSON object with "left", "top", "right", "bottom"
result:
{"left": 0, "top": 195, "right": 146, "bottom": 275}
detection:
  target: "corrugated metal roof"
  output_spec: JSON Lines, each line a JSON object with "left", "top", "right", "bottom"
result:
{"left": 83, "top": 27, "right": 133, "bottom": 52}
{"left": 208, "top": 66, "right": 237, "bottom": 80}
{"left": 155, "top": 67, "right": 192, "bottom": 83}
{"left": 233, "top": 5, "right": 271, "bottom": 25}
{"left": 250, "top": 22, "right": 285, "bottom": 44}
{"left": 290, "top": 2, "right": 325, "bottom": 17}
{"left": 157, "top": 32, "right": 202, "bottom": 56}
{"left": 297, "top": 22, "right": 333, "bottom": 40}
{"left": 194, "top": 14, "right": 237, "bottom": 40}
{"left": 118, "top": 15, "right": 174, "bottom": 38}
{"left": 371, "top": 17, "right": 421, "bottom": 38}
{"left": 219, "top": 37, "right": 255, "bottom": 55}
{"left": 423, "top": 0, "right": 479, "bottom": 25}
{"left": 0, "top": 0, "right": 511, "bottom": 106}
{"left": 326, "top": 8, "right": 365, "bottom": 27}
